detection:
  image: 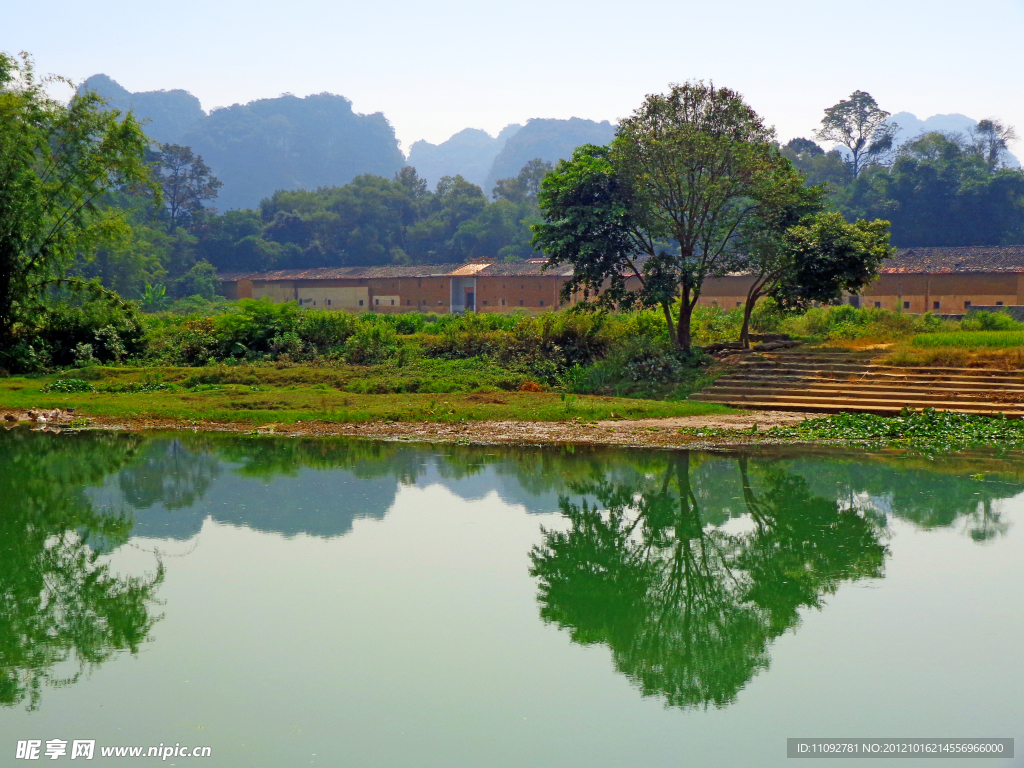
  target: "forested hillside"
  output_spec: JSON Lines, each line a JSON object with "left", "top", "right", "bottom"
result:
{"left": 80, "top": 75, "right": 205, "bottom": 144}
{"left": 407, "top": 125, "right": 521, "bottom": 190}
{"left": 81, "top": 76, "right": 406, "bottom": 210}
{"left": 181, "top": 93, "right": 405, "bottom": 210}
{"left": 484, "top": 118, "right": 616, "bottom": 194}
{"left": 65, "top": 75, "right": 1024, "bottom": 306}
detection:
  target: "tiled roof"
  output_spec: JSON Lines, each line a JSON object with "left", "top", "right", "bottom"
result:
{"left": 227, "top": 247, "right": 1024, "bottom": 283}
{"left": 245, "top": 264, "right": 465, "bottom": 281}
{"left": 239, "top": 260, "right": 575, "bottom": 281}
{"left": 448, "top": 263, "right": 490, "bottom": 276}
{"left": 882, "top": 247, "right": 1024, "bottom": 274}
{"left": 477, "top": 261, "right": 575, "bottom": 277}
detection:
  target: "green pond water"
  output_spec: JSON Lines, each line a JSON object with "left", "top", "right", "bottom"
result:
{"left": 1, "top": 429, "right": 1022, "bottom": 767}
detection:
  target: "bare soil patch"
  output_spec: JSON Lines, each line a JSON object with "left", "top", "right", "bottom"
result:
{"left": 3, "top": 408, "right": 818, "bottom": 451}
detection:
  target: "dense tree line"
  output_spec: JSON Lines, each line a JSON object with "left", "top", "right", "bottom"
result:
{"left": 783, "top": 92, "right": 1024, "bottom": 247}
{"left": 74, "top": 155, "right": 550, "bottom": 304}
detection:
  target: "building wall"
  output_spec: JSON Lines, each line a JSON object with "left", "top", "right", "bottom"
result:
{"left": 861, "top": 273, "right": 1024, "bottom": 312}
{"left": 246, "top": 270, "right": 1024, "bottom": 314}
{"left": 252, "top": 280, "right": 297, "bottom": 304}
{"left": 367, "top": 277, "right": 451, "bottom": 312}
{"left": 697, "top": 275, "right": 756, "bottom": 309}
{"left": 249, "top": 274, "right": 571, "bottom": 313}
{"left": 219, "top": 278, "right": 253, "bottom": 300}
{"left": 298, "top": 285, "right": 368, "bottom": 310}
{"left": 475, "top": 276, "right": 566, "bottom": 312}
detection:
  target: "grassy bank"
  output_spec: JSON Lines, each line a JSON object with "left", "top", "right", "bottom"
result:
{"left": 760, "top": 304, "right": 1024, "bottom": 369}
{"left": 0, "top": 365, "right": 732, "bottom": 427}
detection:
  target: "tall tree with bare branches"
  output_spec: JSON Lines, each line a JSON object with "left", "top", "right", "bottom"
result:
{"left": 815, "top": 91, "right": 898, "bottom": 177}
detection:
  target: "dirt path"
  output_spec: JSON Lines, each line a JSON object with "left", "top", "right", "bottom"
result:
{"left": 3, "top": 408, "right": 815, "bottom": 449}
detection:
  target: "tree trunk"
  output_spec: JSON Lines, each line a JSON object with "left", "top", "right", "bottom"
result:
{"left": 740, "top": 286, "right": 762, "bottom": 349}
{"left": 0, "top": 266, "right": 14, "bottom": 352}
{"left": 677, "top": 290, "right": 694, "bottom": 353}
{"left": 661, "top": 302, "right": 677, "bottom": 349}
{"left": 740, "top": 301, "right": 754, "bottom": 349}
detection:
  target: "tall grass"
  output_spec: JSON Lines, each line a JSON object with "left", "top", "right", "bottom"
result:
{"left": 779, "top": 304, "right": 951, "bottom": 343}
{"left": 912, "top": 331, "right": 1024, "bottom": 349}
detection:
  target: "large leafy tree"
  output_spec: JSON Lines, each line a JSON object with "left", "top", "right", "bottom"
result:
{"left": 491, "top": 158, "right": 552, "bottom": 203}
{"left": 613, "top": 82, "right": 782, "bottom": 351}
{"left": 531, "top": 144, "right": 640, "bottom": 306}
{"left": 815, "top": 90, "right": 899, "bottom": 177}
{"left": 736, "top": 178, "right": 893, "bottom": 346}
{"left": 734, "top": 170, "right": 826, "bottom": 346}
{"left": 535, "top": 83, "right": 788, "bottom": 351}
{"left": 970, "top": 119, "right": 1018, "bottom": 171}
{"left": 0, "top": 52, "right": 152, "bottom": 348}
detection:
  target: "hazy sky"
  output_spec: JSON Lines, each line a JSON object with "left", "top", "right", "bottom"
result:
{"left": 6, "top": 0, "right": 1024, "bottom": 154}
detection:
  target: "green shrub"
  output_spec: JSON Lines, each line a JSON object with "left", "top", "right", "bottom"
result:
{"left": 380, "top": 313, "right": 427, "bottom": 335}
{"left": 213, "top": 299, "right": 301, "bottom": 357}
{"left": 73, "top": 343, "right": 98, "bottom": 368}
{"left": 343, "top": 324, "right": 400, "bottom": 364}
{"left": 750, "top": 298, "right": 784, "bottom": 333}
{"left": 41, "top": 378, "right": 95, "bottom": 393}
{"left": 32, "top": 298, "right": 146, "bottom": 367}
{"left": 166, "top": 294, "right": 229, "bottom": 316}
{"left": 690, "top": 305, "right": 742, "bottom": 344}
{"left": 296, "top": 310, "right": 359, "bottom": 354}
{"left": 146, "top": 316, "right": 219, "bottom": 365}
{"left": 781, "top": 304, "right": 947, "bottom": 342}
{"left": 960, "top": 310, "right": 1022, "bottom": 332}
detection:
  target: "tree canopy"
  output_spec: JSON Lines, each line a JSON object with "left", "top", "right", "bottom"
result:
{"left": 0, "top": 52, "right": 152, "bottom": 349}
{"left": 536, "top": 83, "right": 827, "bottom": 351}
{"left": 787, "top": 130, "right": 1024, "bottom": 247}
{"left": 790, "top": 92, "right": 1024, "bottom": 247}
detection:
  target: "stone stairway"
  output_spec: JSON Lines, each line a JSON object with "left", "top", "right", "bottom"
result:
{"left": 689, "top": 351, "right": 1024, "bottom": 418}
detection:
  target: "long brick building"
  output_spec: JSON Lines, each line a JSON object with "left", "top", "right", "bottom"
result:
{"left": 696, "top": 246, "right": 1024, "bottom": 312}
{"left": 219, "top": 260, "right": 575, "bottom": 313}
{"left": 219, "top": 246, "right": 1024, "bottom": 314}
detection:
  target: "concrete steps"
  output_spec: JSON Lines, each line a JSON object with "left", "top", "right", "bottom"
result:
{"left": 690, "top": 352, "right": 1024, "bottom": 418}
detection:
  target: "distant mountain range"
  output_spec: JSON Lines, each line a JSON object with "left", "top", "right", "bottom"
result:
{"left": 80, "top": 75, "right": 1020, "bottom": 209}
{"left": 82, "top": 75, "right": 618, "bottom": 209}
{"left": 82, "top": 75, "right": 404, "bottom": 210}
{"left": 407, "top": 125, "right": 523, "bottom": 191}
{"left": 407, "top": 117, "right": 617, "bottom": 194}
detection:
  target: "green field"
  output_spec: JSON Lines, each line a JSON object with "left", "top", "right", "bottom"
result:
{"left": 911, "top": 330, "right": 1024, "bottom": 349}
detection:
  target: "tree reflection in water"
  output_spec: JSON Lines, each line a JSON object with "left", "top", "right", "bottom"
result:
{"left": 0, "top": 430, "right": 164, "bottom": 710}
{"left": 530, "top": 451, "right": 888, "bottom": 709}
{"left": 3, "top": 429, "right": 1017, "bottom": 712}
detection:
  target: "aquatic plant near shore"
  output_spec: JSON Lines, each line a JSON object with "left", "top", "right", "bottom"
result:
{"left": 772, "top": 408, "right": 1024, "bottom": 452}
